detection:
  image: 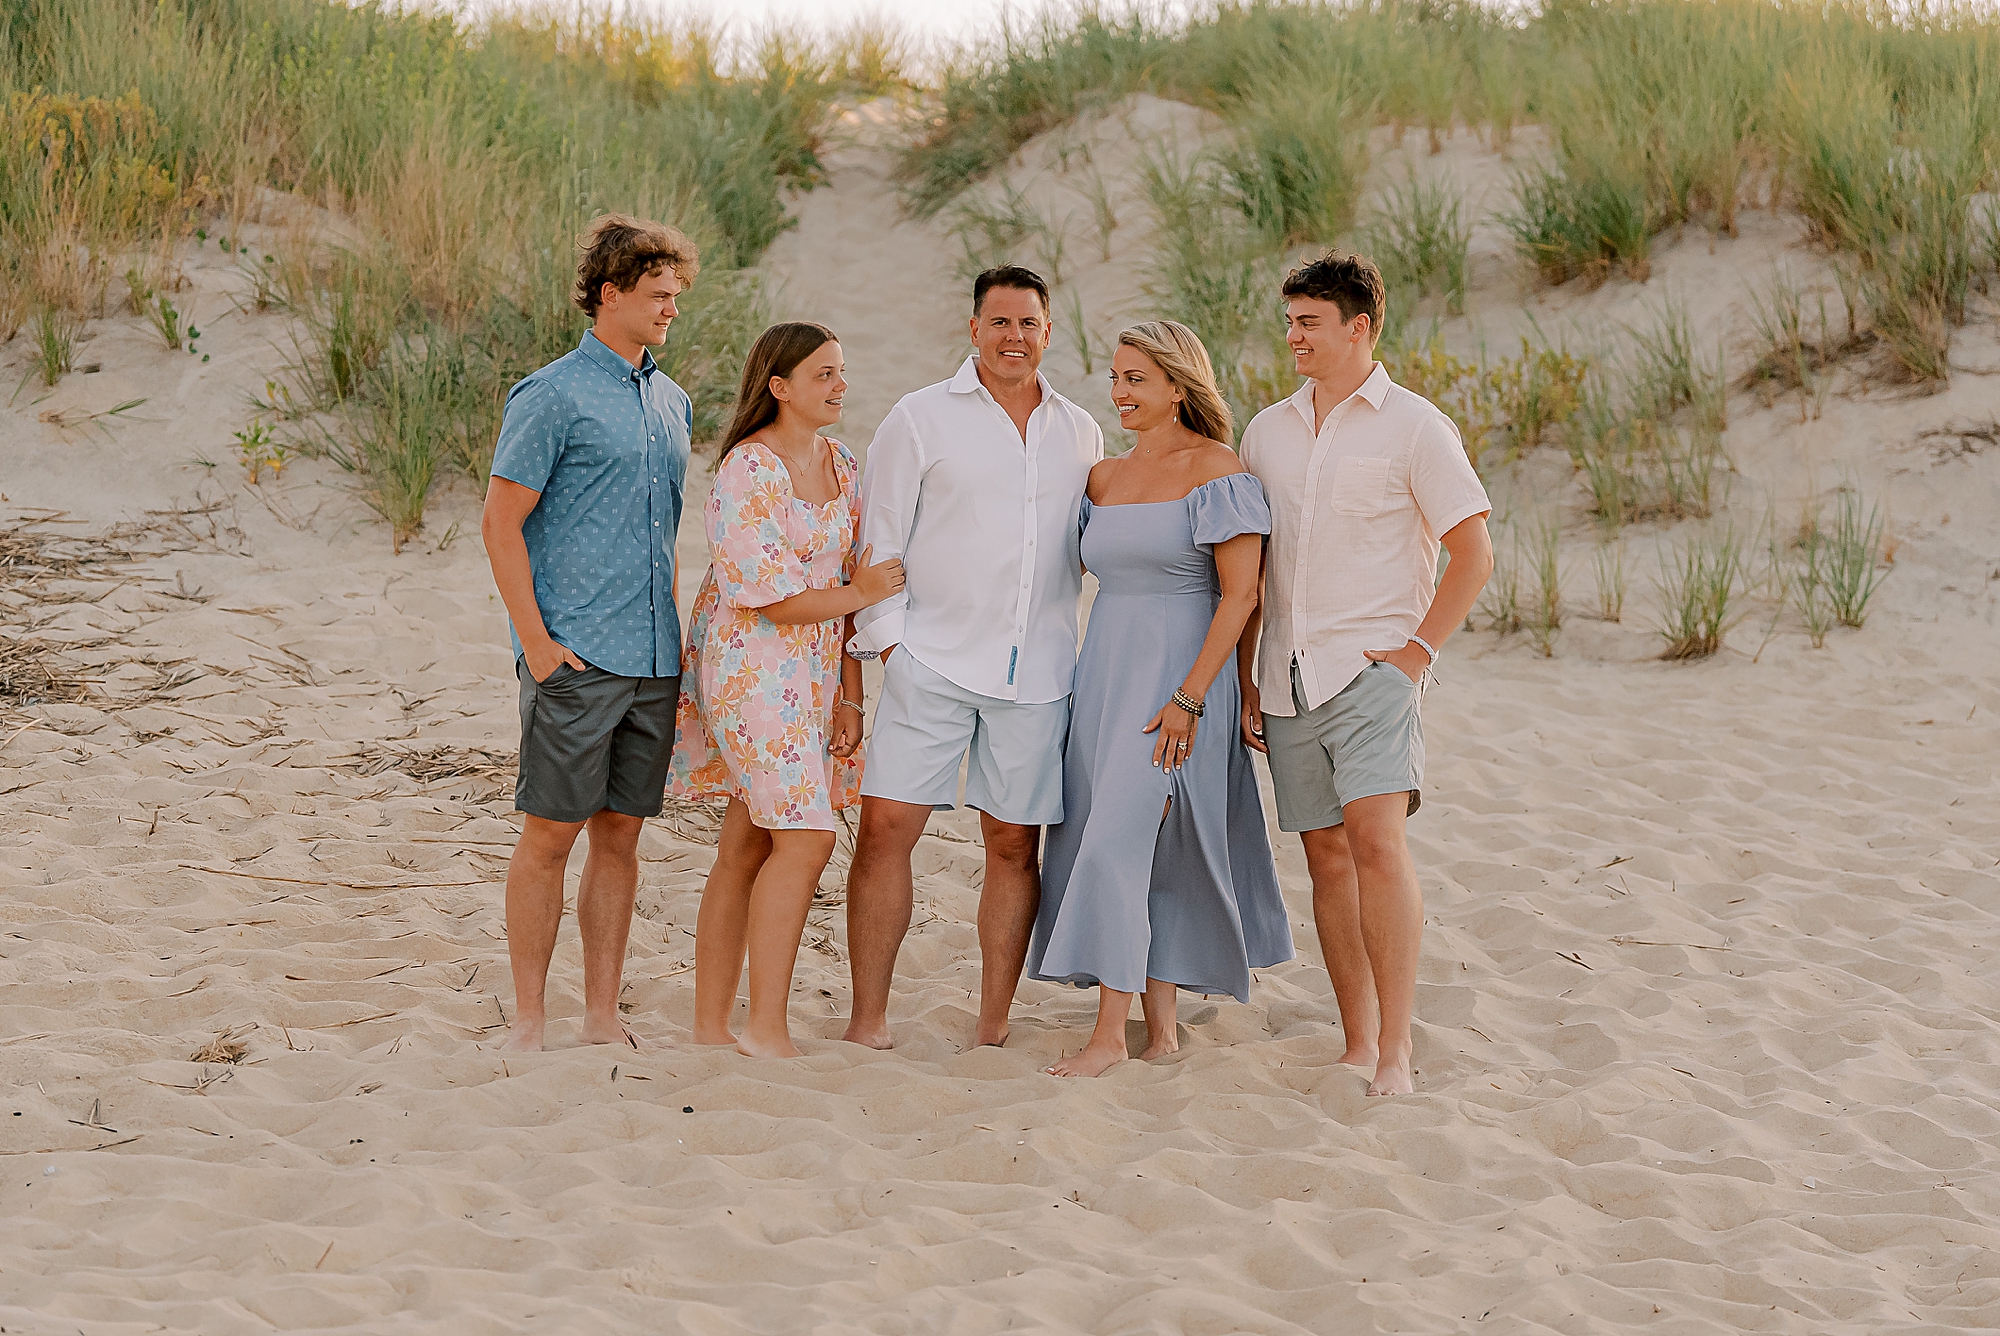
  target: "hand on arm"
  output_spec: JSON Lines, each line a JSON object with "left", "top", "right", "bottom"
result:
{"left": 757, "top": 546, "right": 906, "bottom": 625}
{"left": 482, "top": 476, "right": 585, "bottom": 682}
{"left": 1144, "top": 530, "right": 1263, "bottom": 769}
{"left": 1363, "top": 512, "right": 1494, "bottom": 682}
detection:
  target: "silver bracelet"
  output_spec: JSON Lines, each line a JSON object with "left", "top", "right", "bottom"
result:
{"left": 1409, "top": 633, "right": 1440, "bottom": 666}
{"left": 836, "top": 699, "right": 864, "bottom": 717}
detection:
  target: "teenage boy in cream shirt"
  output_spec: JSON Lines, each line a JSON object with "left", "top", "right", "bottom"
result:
{"left": 1238, "top": 250, "right": 1494, "bottom": 1096}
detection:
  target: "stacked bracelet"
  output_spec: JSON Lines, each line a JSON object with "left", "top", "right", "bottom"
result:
{"left": 1170, "top": 689, "right": 1205, "bottom": 717}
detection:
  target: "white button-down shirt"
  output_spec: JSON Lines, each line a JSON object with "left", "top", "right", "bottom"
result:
{"left": 1242, "top": 363, "right": 1490, "bottom": 717}
{"left": 849, "top": 357, "right": 1102, "bottom": 702}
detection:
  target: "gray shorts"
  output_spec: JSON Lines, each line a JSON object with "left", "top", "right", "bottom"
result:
{"left": 515, "top": 658, "right": 680, "bottom": 823}
{"left": 860, "top": 650, "right": 1068, "bottom": 826}
{"left": 1263, "top": 659, "right": 1423, "bottom": 833}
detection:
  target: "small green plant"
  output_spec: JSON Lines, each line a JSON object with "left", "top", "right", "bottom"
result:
{"left": 1591, "top": 540, "right": 1627, "bottom": 622}
{"left": 31, "top": 307, "right": 83, "bottom": 386}
{"left": 145, "top": 291, "right": 185, "bottom": 351}
{"left": 1653, "top": 527, "right": 1744, "bottom": 660}
{"left": 1080, "top": 170, "right": 1118, "bottom": 262}
{"left": 1062, "top": 288, "right": 1095, "bottom": 376}
{"left": 1479, "top": 522, "right": 1523, "bottom": 634}
{"left": 1487, "top": 338, "right": 1589, "bottom": 454}
{"left": 232, "top": 420, "right": 291, "bottom": 483}
{"left": 948, "top": 184, "right": 1041, "bottom": 284}
{"left": 1823, "top": 487, "right": 1889, "bottom": 628}
{"left": 1503, "top": 160, "right": 1651, "bottom": 287}
{"left": 1744, "top": 269, "right": 1835, "bottom": 419}
{"left": 1367, "top": 171, "right": 1471, "bottom": 317}
{"left": 1795, "top": 528, "right": 1836, "bottom": 649}
{"left": 1527, "top": 514, "right": 1563, "bottom": 657}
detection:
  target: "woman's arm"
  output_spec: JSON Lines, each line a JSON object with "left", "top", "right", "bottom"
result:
{"left": 1236, "top": 553, "right": 1267, "bottom": 754}
{"left": 755, "top": 544, "right": 905, "bottom": 625}
{"left": 1143, "top": 530, "right": 1262, "bottom": 768}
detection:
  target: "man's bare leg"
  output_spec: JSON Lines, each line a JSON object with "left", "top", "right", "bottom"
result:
{"left": 974, "top": 813, "right": 1040, "bottom": 1047}
{"left": 693, "top": 799, "right": 774, "bottom": 1045}
{"left": 501, "top": 814, "right": 587, "bottom": 1052}
{"left": 1300, "top": 823, "right": 1381, "bottom": 1070}
{"left": 576, "top": 810, "right": 645, "bottom": 1047}
{"left": 1046, "top": 984, "right": 1131, "bottom": 1077}
{"left": 1341, "top": 793, "right": 1423, "bottom": 1096}
{"left": 840, "top": 796, "right": 932, "bottom": 1048}
{"left": 737, "top": 828, "right": 839, "bottom": 1058}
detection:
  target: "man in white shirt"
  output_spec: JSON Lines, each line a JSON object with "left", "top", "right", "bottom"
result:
{"left": 1238, "top": 251, "right": 1494, "bottom": 1097}
{"left": 842, "top": 266, "right": 1104, "bottom": 1050}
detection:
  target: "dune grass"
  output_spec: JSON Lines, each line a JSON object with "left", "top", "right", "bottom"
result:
{"left": 1654, "top": 526, "right": 1745, "bottom": 660}
{"left": 3, "top": 0, "right": 893, "bottom": 546}
{"left": 908, "top": 0, "right": 1998, "bottom": 423}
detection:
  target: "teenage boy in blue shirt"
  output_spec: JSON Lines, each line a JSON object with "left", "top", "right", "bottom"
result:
{"left": 481, "top": 214, "right": 697, "bottom": 1052}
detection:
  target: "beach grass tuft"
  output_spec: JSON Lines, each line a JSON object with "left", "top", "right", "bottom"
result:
{"left": 1654, "top": 527, "right": 1744, "bottom": 660}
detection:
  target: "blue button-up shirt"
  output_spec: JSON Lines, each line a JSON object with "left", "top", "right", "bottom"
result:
{"left": 490, "top": 331, "right": 692, "bottom": 679}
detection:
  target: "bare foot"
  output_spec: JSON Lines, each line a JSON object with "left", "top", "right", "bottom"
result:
{"left": 1137, "top": 1034, "right": 1179, "bottom": 1061}
{"left": 691, "top": 1028, "right": 738, "bottom": 1046}
{"left": 1045, "top": 1042, "right": 1126, "bottom": 1078}
{"left": 1336, "top": 1046, "right": 1379, "bottom": 1069}
{"left": 1366, "top": 1060, "right": 1414, "bottom": 1096}
{"left": 736, "top": 1029, "right": 802, "bottom": 1058}
{"left": 840, "top": 1019, "right": 894, "bottom": 1050}
{"left": 973, "top": 1022, "right": 1010, "bottom": 1048}
{"left": 499, "top": 1020, "right": 544, "bottom": 1053}
{"left": 579, "top": 1016, "right": 641, "bottom": 1049}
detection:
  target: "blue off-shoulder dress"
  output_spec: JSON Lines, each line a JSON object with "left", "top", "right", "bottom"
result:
{"left": 1027, "top": 472, "right": 1294, "bottom": 1004}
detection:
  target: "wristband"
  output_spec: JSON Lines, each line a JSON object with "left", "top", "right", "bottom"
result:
{"left": 1409, "top": 634, "right": 1439, "bottom": 666}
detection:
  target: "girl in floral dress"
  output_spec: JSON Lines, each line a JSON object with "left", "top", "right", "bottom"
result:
{"left": 670, "top": 322, "right": 905, "bottom": 1058}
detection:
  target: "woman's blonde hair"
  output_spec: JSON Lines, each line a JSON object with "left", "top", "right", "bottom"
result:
{"left": 1116, "top": 320, "right": 1234, "bottom": 445}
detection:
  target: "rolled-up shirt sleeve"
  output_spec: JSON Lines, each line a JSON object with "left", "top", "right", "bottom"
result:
{"left": 847, "top": 405, "right": 924, "bottom": 658}
{"left": 1409, "top": 410, "right": 1491, "bottom": 540}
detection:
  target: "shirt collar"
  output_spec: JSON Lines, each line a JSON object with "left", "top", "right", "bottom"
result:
{"left": 580, "top": 330, "right": 656, "bottom": 382}
{"left": 1289, "top": 361, "right": 1390, "bottom": 430}
{"left": 949, "top": 354, "right": 1053, "bottom": 408}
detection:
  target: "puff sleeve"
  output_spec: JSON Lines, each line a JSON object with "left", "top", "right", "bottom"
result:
{"left": 708, "top": 445, "right": 810, "bottom": 611}
{"left": 1188, "top": 472, "right": 1272, "bottom": 548}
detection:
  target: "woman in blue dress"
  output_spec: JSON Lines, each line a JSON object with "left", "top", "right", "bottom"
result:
{"left": 1028, "top": 320, "right": 1293, "bottom": 1077}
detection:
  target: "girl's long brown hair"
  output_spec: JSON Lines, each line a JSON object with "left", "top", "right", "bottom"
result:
{"left": 721, "top": 321, "right": 840, "bottom": 457}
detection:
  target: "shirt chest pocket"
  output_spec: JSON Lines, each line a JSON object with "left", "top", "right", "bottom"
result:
{"left": 1331, "top": 456, "right": 1394, "bottom": 516}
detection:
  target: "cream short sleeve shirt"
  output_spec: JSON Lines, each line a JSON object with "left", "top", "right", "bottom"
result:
{"left": 1241, "top": 363, "right": 1490, "bottom": 717}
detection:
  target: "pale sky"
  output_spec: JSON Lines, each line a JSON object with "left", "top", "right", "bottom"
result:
{"left": 468, "top": 1, "right": 1203, "bottom": 60}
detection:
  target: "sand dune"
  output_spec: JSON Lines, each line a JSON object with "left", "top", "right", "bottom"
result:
{"left": 4, "top": 97, "right": 2000, "bottom": 1333}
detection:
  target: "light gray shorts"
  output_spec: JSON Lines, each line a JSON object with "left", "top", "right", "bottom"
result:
{"left": 861, "top": 650, "right": 1068, "bottom": 826}
{"left": 1262, "top": 659, "right": 1423, "bottom": 833}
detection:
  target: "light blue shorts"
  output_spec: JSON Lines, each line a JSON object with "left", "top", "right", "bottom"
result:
{"left": 862, "top": 650, "right": 1068, "bottom": 826}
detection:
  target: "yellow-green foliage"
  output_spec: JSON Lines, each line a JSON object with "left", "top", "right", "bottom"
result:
{"left": 1381, "top": 337, "right": 1589, "bottom": 474}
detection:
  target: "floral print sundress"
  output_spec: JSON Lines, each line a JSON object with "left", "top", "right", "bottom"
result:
{"left": 668, "top": 438, "right": 863, "bottom": 830}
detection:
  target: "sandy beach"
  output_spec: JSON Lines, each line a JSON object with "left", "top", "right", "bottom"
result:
{"left": 4, "top": 88, "right": 2000, "bottom": 1335}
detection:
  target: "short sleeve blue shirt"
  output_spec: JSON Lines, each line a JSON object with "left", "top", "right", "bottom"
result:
{"left": 490, "top": 331, "right": 692, "bottom": 679}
